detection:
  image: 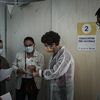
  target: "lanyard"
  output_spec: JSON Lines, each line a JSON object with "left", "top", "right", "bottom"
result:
{"left": 25, "top": 52, "right": 27, "bottom": 71}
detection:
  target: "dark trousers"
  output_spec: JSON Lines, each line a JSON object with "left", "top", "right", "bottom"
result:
{"left": 0, "top": 81, "right": 6, "bottom": 96}
{"left": 16, "top": 89, "right": 38, "bottom": 100}
{"left": 16, "top": 78, "right": 39, "bottom": 100}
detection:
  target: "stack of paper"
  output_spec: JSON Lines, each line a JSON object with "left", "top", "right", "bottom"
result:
{"left": 1, "top": 92, "right": 12, "bottom": 100}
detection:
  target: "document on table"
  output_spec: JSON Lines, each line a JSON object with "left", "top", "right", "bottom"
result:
{"left": 0, "top": 68, "right": 13, "bottom": 81}
{"left": 1, "top": 92, "right": 12, "bottom": 100}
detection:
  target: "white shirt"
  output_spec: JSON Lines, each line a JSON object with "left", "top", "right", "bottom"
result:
{"left": 13, "top": 50, "right": 44, "bottom": 89}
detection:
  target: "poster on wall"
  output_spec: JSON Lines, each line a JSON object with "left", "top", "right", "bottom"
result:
{"left": 77, "top": 22, "right": 96, "bottom": 51}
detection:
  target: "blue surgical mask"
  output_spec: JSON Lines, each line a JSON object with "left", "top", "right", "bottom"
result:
{"left": 25, "top": 46, "right": 33, "bottom": 53}
{"left": 96, "top": 22, "right": 100, "bottom": 29}
{"left": 0, "top": 49, "right": 3, "bottom": 55}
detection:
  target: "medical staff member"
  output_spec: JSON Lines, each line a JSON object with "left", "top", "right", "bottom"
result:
{"left": 13, "top": 37, "right": 44, "bottom": 100}
{"left": 33, "top": 31, "right": 75, "bottom": 100}
{"left": 95, "top": 8, "right": 100, "bottom": 29}
{"left": 95, "top": 8, "right": 100, "bottom": 94}
{"left": 95, "top": 7, "right": 100, "bottom": 63}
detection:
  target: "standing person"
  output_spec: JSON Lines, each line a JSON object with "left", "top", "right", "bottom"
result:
{"left": 0, "top": 40, "right": 10, "bottom": 96}
{"left": 32, "top": 31, "right": 75, "bottom": 100}
{"left": 13, "top": 37, "right": 44, "bottom": 100}
{"left": 95, "top": 8, "right": 100, "bottom": 97}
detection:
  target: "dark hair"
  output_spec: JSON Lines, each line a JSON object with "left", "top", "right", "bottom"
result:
{"left": 24, "top": 37, "right": 35, "bottom": 44}
{"left": 95, "top": 8, "right": 100, "bottom": 17}
{"left": 41, "top": 31, "right": 60, "bottom": 46}
{"left": 0, "top": 40, "right": 3, "bottom": 43}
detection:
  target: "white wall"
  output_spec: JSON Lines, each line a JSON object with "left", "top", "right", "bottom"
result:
{"left": 7, "top": 0, "right": 52, "bottom": 64}
{"left": 6, "top": 0, "right": 100, "bottom": 100}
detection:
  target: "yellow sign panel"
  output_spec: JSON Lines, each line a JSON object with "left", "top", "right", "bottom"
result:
{"left": 77, "top": 22, "right": 96, "bottom": 35}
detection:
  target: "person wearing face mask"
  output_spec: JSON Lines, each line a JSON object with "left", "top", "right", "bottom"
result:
{"left": 95, "top": 8, "right": 100, "bottom": 29}
{"left": 12, "top": 37, "right": 44, "bottom": 100}
{"left": 95, "top": 8, "right": 100, "bottom": 93}
{"left": 0, "top": 40, "right": 10, "bottom": 96}
{"left": 32, "top": 31, "right": 75, "bottom": 100}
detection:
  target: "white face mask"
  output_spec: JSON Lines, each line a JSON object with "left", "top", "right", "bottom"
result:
{"left": 0, "top": 49, "right": 3, "bottom": 55}
{"left": 25, "top": 46, "right": 34, "bottom": 53}
{"left": 96, "top": 22, "right": 100, "bottom": 29}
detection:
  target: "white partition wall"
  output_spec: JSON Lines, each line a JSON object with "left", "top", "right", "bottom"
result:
{"left": 7, "top": 0, "right": 52, "bottom": 63}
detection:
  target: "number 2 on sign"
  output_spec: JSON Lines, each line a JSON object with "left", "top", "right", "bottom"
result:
{"left": 85, "top": 26, "right": 88, "bottom": 31}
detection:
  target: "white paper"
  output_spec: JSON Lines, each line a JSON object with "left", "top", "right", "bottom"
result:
{"left": 1, "top": 92, "right": 12, "bottom": 100}
{"left": 0, "top": 68, "right": 13, "bottom": 81}
{"left": 77, "top": 35, "right": 96, "bottom": 51}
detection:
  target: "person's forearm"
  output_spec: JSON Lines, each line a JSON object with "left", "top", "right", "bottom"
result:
{"left": 39, "top": 69, "right": 42, "bottom": 77}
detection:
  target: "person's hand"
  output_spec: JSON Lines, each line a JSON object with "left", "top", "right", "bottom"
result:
{"left": 27, "top": 65, "right": 36, "bottom": 73}
{"left": 17, "top": 68, "right": 26, "bottom": 75}
{"left": 32, "top": 69, "right": 39, "bottom": 77}
{"left": 5, "top": 76, "right": 11, "bottom": 81}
